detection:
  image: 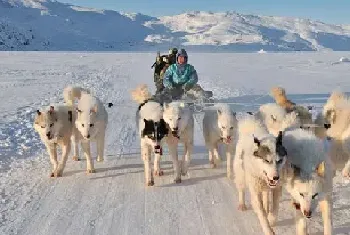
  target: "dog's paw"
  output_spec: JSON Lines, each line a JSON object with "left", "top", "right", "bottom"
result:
{"left": 154, "top": 170, "right": 164, "bottom": 176}
{"left": 72, "top": 156, "right": 80, "bottom": 161}
{"left": 210, "top": 161, "right": 217, "bottom": 169}
{"left": 54, "top": 171, "right": 62, "bottom": 178}
{"left": 238, "top": 204, "right": 247, "bottom": 211}
{"left": 147, "top": 180, "right": 154, "bottom": 186}
{"left": 174, "top": 178, "right": 182, "bottom": 184}
{"left": 268, "top": 213, "right": 277, "bottom": 226}
{"left": 97, "top": 157, "right": 104, "bottom": 162}
{"left": 86, "top": 169, "right": 96, "bottom": 174}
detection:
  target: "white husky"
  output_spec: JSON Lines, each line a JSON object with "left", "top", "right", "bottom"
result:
{"left": 202, "top": 104, "right": 238, "bottom": 177}
{"left": 276, "top": 129, "right": 334, "bottom": 235}
{"left": 163, "top": 101, "right": 194, "bottom": 183}
{"left": 64, "top": 86, "right": 108, "bottom": 173}
{"left": 319, "top": 91, "right": 350, "bottom": 177}
{"left": 131, "top": 84, "right": 169, "bottom": 186}
{"left": 34, "top": 105, "right": 74, "bottom": 177}
{"left": 233, "top": 117, "right": 287, "bottom": 235}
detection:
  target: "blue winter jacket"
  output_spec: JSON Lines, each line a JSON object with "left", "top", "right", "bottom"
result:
{"left": 163, "top": 49, "right": 198, "bottom": 89}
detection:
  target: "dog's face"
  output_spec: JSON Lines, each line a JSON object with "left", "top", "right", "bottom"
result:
{"left": 34, "top": 106, "right": 60, "bottom": 141}
{"left": 75, "top": 105, "right": 98, "bottom": 140}
{"left": 288, "top": 162, "right": 325, "bottom": 218}
{"left": 217, "top": 110, "right": 237, "bottom": 144}
{"left": 163, "top": 104, "right": 187, "bottom": 137}
{"left": 253, "top": 132, "right": 287, "bottom": 188}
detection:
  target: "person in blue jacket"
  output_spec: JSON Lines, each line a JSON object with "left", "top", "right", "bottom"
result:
{"left": 162, "top": 49, "right": 198, "bottom": 97}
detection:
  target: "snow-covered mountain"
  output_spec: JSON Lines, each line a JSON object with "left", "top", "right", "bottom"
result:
{"left": 1, "top": 0, "right": 350, "bottom": 51}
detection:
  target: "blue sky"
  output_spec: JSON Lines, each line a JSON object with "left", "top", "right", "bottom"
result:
{"left": 63, "top": 0, "right": 350, "bottom": 24}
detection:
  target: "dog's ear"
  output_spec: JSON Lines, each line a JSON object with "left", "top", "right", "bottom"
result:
{"left": 91, "top": 105, "right": 98, "bottom": 113}
{"left": 253, "top": 136, "right": 260, "bottom": 147}
{"left": 291, "top": 164, "right": 301, "bottom": 176}
{"left": 48, "top": 106, "right": 55, "bottom": 115}
{"left": 316, "top": 161, "right": 325, "bottom": 178}
{"left": 271, "top": 115, "right": 277, "bottom": 122}
{"left": 36, "top": 110, "right": 41, "bottom": 115}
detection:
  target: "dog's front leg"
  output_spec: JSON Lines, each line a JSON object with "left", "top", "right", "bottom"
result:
{"left": 141, "top": 144, "right": 154, "bottom": 186}
{"left": 319, "top": 194, "right": 333, "bottom": 235}
{"left": 71, "top": 128, "right": 80, "bottom": 161}
{"left": 97, "top": 131, "right": 105, "bottom": 162}
{"left": 234, "top": 147, "right": 247, "bottom": 210}
{"left": 249, "top": 185, "right": 275, "bottom": 235}
{"left": 168, "top": 143, "right": 181, "bottom": 183}
{"left": 268, "top": 186, "right": 282, "bottom": 226}
{"left": 154, "top": 152, "right": 163, "bottom": 176}
{"left": 46, "top": 143, "right": 58, "bottom": 177}
{"left": 56, "top": 140, "right": 71, "bottom": 177}
{"left": 208, "top": 143, "right": 216, "bottom": 168}
{"left": 182, "top": 141, "right": 193, "bottom": 176}
{"left": 81, "top": 140, "right": 95, "bottom": 173}
{"left": 226, "top": 144, "right": 235, "bottom": 179}
{"left": 295, "top": 210, "right": 308, "bottom": 235}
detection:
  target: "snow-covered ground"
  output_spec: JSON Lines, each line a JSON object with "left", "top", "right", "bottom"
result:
{"left": 1, "top": 51, "right": 350, "bottom": 235}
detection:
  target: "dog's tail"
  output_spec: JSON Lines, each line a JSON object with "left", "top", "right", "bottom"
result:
{"left": 270, "top": 86, "right": 295, "bottom": 110}
{"left": 130, "top": 84, "right": 152, "bottom": 104}
{"left": 238, "top": 117, "right": 267, "bottom": 136}
{"left": 63, "top": 85, "right": 90, "bottom": 107}
{"left": 323, "top": 90, "right": 347, "bottom": 115}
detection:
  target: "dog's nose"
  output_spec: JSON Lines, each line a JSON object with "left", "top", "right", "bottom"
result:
{"left": 273, "top": 176, "right": 279, "bottom": 181}
{"left": 86, "top": 134, "right": 90, "bottom": 139}
{"left": 303, "top": 210, "right": 312, "bottom": 218}
{"left": 46, "top": 132, "right": 51, "bottom": 138}
{"left": 324, "top": 123, "right": 331, "bottom": 129}
{"left": 172, "top": 127, "right": 178, "bottom": 132}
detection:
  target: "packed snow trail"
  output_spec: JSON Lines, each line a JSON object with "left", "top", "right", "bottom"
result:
{"left": 1, "top": 52, "right": 350, "bottom": 235}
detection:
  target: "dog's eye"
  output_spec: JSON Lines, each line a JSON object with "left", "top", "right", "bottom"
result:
{"left": 230, "top": 127, "right": 234, "bottom": 130}
{"left": 50, "top": 123, "right": 54, "bottom": 127}
{"left": 90, "top": 124, "right": 94, "bottom": 127}
{"left": 82, "top": 124, "right": 85, "bottom": 127}
{"left": 264, "top": 159, "right": 271, "bottom": 164}
{"left": 312, "top": 193, "right": 318, "bottom": 199}
{"left": 277, "top": 159, "right": 283, "bottom": 164}
{"left": 41, "top": 126, "right": 45, "bottom": 129}
{"left": 222, "top": 126, "right": 226, "bottom": 129}
{"left": 300, "top": 193, "right": 304, "bottom": 197}
{"left": 178, "top": 117, "right": 181, "bottom": 120}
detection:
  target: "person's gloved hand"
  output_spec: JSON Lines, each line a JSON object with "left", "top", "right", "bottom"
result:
{"left": 183, "top": 83, "right": 193, "bottom": 91}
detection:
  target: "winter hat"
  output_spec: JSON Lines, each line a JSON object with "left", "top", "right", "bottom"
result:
{"left": 176, "top": 49, "right": 188, "bottom": 64}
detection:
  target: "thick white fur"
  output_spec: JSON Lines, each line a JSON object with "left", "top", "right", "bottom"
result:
{"left": 277, "top": 129, "right": 333, "bottom": 235}
{"left": 255, "top": 103, "right": 301, "bottom": 136}
{"left": 73, "top": 92, "right": 108, "bottom": 173}
{"left": 233, "top": 117, "right": 286, "bottom": 235}
{"left": 203, "top": 104, "right": 238, "bottom": 177}
{"left": 132, "top": 84, "right": 164, "bottom": 186}
{"left": 163, "top": 101, "right": 194, "bottom": 183}
{"left": 321, "top": 91, "right": 350, "bottom": 177}
{"left": 33, "top": 104, "right": 74, "bottom": 177}
{"left": 63, "top": 85, "right": 91, "bottom": 107}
